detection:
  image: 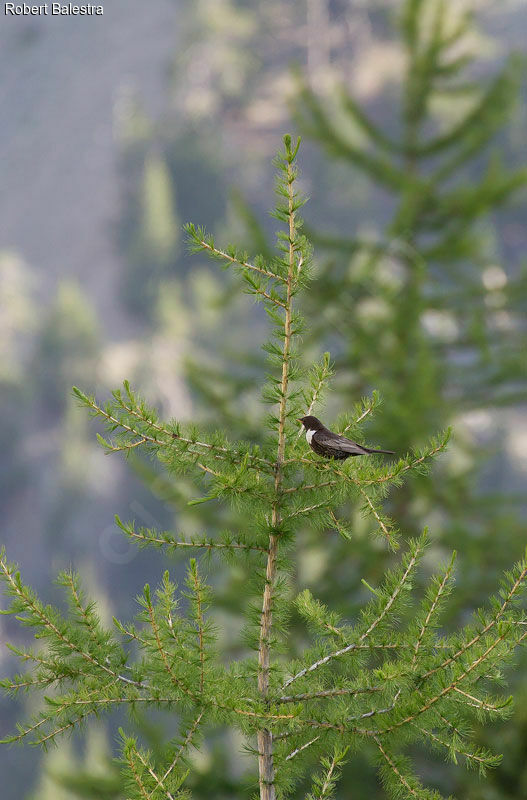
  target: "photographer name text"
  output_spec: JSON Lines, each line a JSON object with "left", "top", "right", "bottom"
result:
{"left": 5, "top": 3, "right": 103, "bottom": 14}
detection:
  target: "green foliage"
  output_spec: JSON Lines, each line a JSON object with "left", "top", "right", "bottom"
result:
{"left": 2, "top": 136, "right": 527, "bottom": 800}
{"left": 305, "top": 747, "right": 349, "bottom": 800}
{"left": 121, "top": 150, "right": 181, "bottom": 321}
{"left": 285, "top": 0, "right": 527, "bottom": 654}
{"left": 293, "top": 0, "right": 527, "bottom": 418}
{"left": 34, "top": 281, "right": 100, "bottom": 415}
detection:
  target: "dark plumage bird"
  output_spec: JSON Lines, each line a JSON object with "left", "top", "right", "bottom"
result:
{"left": 298, "top": 416, "right": 395, "bottom": 460}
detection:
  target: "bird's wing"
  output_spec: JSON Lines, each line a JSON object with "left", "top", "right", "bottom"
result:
{"left": 313, "top": 431, "right": 370, "bottom": 455}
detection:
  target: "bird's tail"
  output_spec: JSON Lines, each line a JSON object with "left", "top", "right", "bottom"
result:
{"left": 364, "top": 447, "right": 395, "bottom": 455}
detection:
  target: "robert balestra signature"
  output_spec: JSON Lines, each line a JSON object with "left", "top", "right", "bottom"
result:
{"left": 5, "top": 3, "right": 104, "bottom": 14}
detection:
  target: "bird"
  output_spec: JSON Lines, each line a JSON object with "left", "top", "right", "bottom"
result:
{"left": 297, "top": 415, "right": 395, "bottom": 460}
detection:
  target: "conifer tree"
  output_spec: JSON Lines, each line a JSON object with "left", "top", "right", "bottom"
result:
{"left": 289, "top": 8, "right": 527, "bottom": 793}
{"left": 2, "top": 137, "right": 527, "bottom": 800}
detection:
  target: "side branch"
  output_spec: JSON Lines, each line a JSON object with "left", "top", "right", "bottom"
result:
{"left": 192, "top": 234, "right": 287, "bottom": 284}
{"left": 281, "top": 540, "right": 424, "bottom": 691}
{"left": 421, "top": 561, "right": 527, "bottom": 681}
{"left": 75, "top": 387, "right": 273, "bottom": 472}
{"left": 374, "top": 736, "right": 421, "bottom": 798}
{"left": 116, "top": 519, "right": 268, "bottom": 554}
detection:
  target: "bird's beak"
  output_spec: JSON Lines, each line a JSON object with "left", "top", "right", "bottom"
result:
{"left": 296, "top": 418, "right": 303, "bottom": 424}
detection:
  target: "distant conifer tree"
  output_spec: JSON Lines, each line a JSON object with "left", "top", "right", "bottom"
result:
{"left": 289, "top": 2, "right": 527, "bottom": 795}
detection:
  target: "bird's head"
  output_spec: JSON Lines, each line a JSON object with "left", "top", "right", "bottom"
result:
{"left": 297, "top": 415, "right": 325, "bottom": 431}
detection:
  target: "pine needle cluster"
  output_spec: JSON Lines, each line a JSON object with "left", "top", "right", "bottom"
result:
{"left": 1, "top": 136, "right": 526, "bottom": 800}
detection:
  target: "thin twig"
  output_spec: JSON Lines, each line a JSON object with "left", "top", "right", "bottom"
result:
{"left": 452, "top": 687, "right": 504, "bottom": 711}
{"left": 192, "top": 568, "right": 206, "bottom": 694}
{"left": 318, "top": 750, "right": 344, "bottom": 798}
{"left": 348, "top": 689, "right": 401, "bottom": 722}
{"left": 128, "top": 749, "right": 161, "bottom": 800}
{"left": 412, "top": 723, "right": 489, "bottom": 767}
{"left": 123, "top": 526, "right": 268, "bottom": 554}
{"left": 342, "top": 401, "right": 376, "bottom": 433}
{"left": 149, "top": 711, "right": 204, "bottom": 799}
{"left": 135, "top": 749, "right": 175, "bottom": 800}
{"left": 198, "top": 238, "right": 287, "bottom": 284}
{"left": 278, "top": 685, "right": 381, "bottom": 704}
{"left": 357, "top": 484, "right": 393, "bottom": 542}
{"left": 374, "top": 736, "right": 420, "bottom": 798}
{"left": 251, "top": 286, "right": 287, "bottom": 308}
{"left": 285, "top": 500, "right": 328, "bottom": 520}
{"left": 145, "top": 596, "right": 199, "bottom": 704}
{"left": 285, "top": 736, "right": 320, "bottom": 761}
{"left": 411, "top": 556, "right": 455, "bottom": 668}
{"left": 296, "top": 370, "right": 328, "bottom": 439}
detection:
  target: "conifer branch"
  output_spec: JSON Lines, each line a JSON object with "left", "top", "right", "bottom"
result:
{"left": 382, "top": 629, "right": 525, "bottom": 735}
{"left": 411, "top": 553, "right": 456, "bottom": 667}
{"left": 303, "top": 375, "right": 325, "bottom": 419}
{"left": 143, "top": 589, "right": 200, "bottom": 705}
{"left": 278, "top": 685, "right": 381, "bottom": 704}
{"left": 1, "top": 646, "right": 63, "bottom": 692}
{"left": 154, "top": 710, "right": 203, "bottom": 794}
{"left": 297, "top": 353, "right": 333, "bottom": 438}
{"left": 348, "top": 690, "right": 402, "bottom": 722}
{"left": 452, "top": 687, "right": 507, "bottom": 713}
{"left": 104, "top": 437, "right": 149, "bottom": 453}
{"left": 293, "top": 78, "right": 408, "bottom": 192}
{"left": 116, "top": 518, "right": 268, "bottom": 554}
{"left": 0, "top": 555, "right": 129, "bottom": 688}
{"left": 118, "top": 390, "right": 272, "bottom": 468}
{"left": 282, "top": 479, "right": 335, "bottom": 495}
{"left": 248, "top": 284, "right": 288, "bottom": 308}
{"left": 421, "top": 560, "right": 527, "bottom": 681}
{"left": 412, "top": 724, "right": 498, "bottom": 773}
{"left": 3, "top": 681, "right": 131, "bottom": 745}
{"left": 134, "top": 748, "right": 176, "bottom": 800}
{"left": 185, "top": 224, "right": 287, "bottom": 284}
{"left": 190, "top": 561, "right": 206, "bottom": 693}
{"left": 361, "top": 433, "right": 450, "bottom": 486}
{"left": 354, "top": 405, "right": 373, "bottom": 425}
{"left": 357, "top": 484, "right": 395, "bottom": 544}
{"left": 74, "top": 385, "right": 273, "bottom": 472}
{"left": 374, "top": 737, "right": 422, "bottom": 799}
{"left": 285, "top": 432, "right": 449, "bottom": 499}
{"left": 285, "top": 735, "right": 320, "bottom": 761}
{"left": 307, "top": 748, "right": 349, "bottom": 799}
{"left": 126, "top": 746, "right": 154, "bottom": 800}
{"left": 285, "top": 500, "right": 329, "bottom": 521}
{"left": 341, "top": 391, "right": 380, "bottom": 433}
{"left": 1, "top": 674, "right": 55, "bottom": 692}
{"left": 282, "top": 540, "right": 424, "bottom": 691}
{"left": 37, "top": 716, "right": 91, "bottom": 747}
{"left": 315, "top": 752, "right": 339, "bottom": 798}
{"left": 82, "top": 395, "right": 165, "bottom": 446}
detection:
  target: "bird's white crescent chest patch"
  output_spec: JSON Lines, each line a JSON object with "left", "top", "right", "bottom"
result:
{"left": 306, "top": 429, "right": 316, "bottom": 445}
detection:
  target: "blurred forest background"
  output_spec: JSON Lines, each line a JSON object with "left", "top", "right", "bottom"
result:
{"left": 1, "top": 1, "right": 526, "bottom": 798}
